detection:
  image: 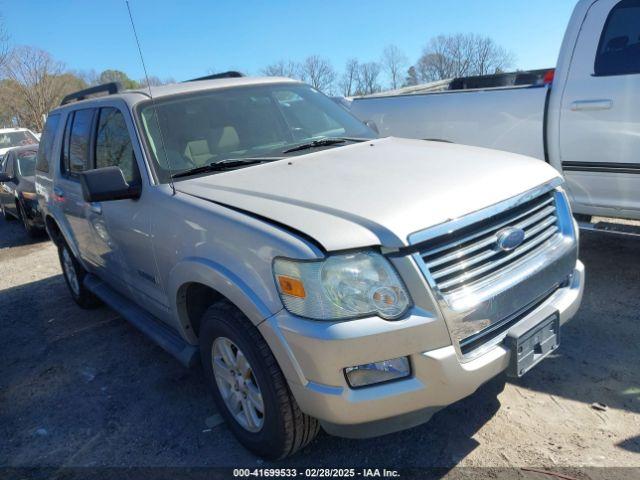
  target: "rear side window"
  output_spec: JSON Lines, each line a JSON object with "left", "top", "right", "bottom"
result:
{"left": 17, "top": 150, "right": 37, "bottom": 177}
{"left": 95, "top": 107, "right": 137, "bottom": 183}
{"left": 62, "top": 109, "right": 95, "bottom": 175}
{"left": 5, "top": 153, "right": 14, "bottom": 177}
{"left": 594, "top": 0, "right": 640, "bottom": 76}
{"left": 36, "top": 114, "right": 61, "bottom": 173}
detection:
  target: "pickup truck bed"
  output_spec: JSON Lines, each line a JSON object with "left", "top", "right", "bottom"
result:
{"left": 349, "top": 0, "right": 640, "bottom": 222}
{"left": 350, "top": 84, "right": 548, "bottom": 160}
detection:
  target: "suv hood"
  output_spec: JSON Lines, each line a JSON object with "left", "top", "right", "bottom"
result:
{"left": 175, "top": 137, "right": 560, "bottom": 251}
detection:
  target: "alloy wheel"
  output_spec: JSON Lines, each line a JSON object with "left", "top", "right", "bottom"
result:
{"left": 61, "top": 247, "right": 81, "bottom": 296}
{"left": 212, "top": 336, "right": 265, "bottom": 432}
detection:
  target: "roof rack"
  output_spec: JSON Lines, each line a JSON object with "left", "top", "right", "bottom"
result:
{"left": 60, "top": 82, "right": 122, "bottom": 106}
{"left": 185, "top": 71, "right": 244, "bottom": 82}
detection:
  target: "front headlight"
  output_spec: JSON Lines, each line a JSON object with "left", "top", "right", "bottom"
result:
{"left": 273, "top": 251, "right": 411, "bottom": 321}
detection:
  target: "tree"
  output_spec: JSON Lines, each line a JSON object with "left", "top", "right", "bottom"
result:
{"left": 0, "top": 15, "right": 10, "bottom": 70}
{"left": 415, "top": 33, "right": 514, "bottom": 82}
{"left": 299, "top": 55, "right": 336, "bottom": 93}
{"left": 72, "top": 69, "right": 99, "bottom": 86}
{"left": 381, "top": 45, "right": 408, "bottom": 90}
{"left": 98, "top": 69, "right": 139, "bottom": 89}
{"left": 471, "top": 36, "right": 514, "bottom": 76}
{"left": 0, "top": 79, "right": 28, "bottom": 127}
{"left": 339, "top": 58, "right": 360, "bottom": 97}
{"left": 404, "top": 66, "right": 419, "bottom": 87}
{"left": 1, "top": 46, "right": 85, "bottom": 131}
{"left": 261, "top": 60, "right": 300, "bottom": 79}
{"left": 357, "top": 62, "right": 382, "bottom": 95}
{"left": 138, "top": 75, "right": 175, "bottom": 87}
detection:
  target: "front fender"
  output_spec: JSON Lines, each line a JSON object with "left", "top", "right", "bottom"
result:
{"left": 169, "top": 257, "right": 279, "bottom": 343}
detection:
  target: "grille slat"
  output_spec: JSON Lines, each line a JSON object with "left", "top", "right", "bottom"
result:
{"left": 431, "top": 213, "right": 559, "bottom": 281}
{"left": 426, "top": 204, "right": 557, "bottom": 271}
{"left": 421, "top": 195, "right": 554, "bottom": 260}
{"left": 420, "top": 192, "right": 561, "bottom": 294}
{"left": 437, "top": 225, "right": 558, "bottom": 290}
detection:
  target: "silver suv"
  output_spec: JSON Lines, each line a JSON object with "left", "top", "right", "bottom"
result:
{"left": 36, "top": 75, "right": 584, "bottom": 459}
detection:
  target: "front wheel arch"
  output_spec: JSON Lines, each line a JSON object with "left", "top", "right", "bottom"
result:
{"left": 45, "top": 215, "right": 66, "bottom": 248}
{"left": 170, "top": 258, "right": 276, "bottom": 344}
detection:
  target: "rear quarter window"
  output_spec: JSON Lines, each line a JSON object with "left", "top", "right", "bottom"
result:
{"left": 36, "top": 114, "right": 61, "bottom": 173}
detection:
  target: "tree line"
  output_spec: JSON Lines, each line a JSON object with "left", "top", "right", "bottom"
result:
{"left": 0, "top": 25, "right": 513, "bottom": 132}
{"left": 0, "top": 43, "right": 173, "bottom": 132}
{"left": 0, "top": 20, "right": 173, "bottom": 132}
{"left": 262, "top": 34, "right": 514, "bottom": 96}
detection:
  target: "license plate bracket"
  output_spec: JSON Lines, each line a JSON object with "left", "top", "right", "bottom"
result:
{"left": 504, "top": 312, "right": 560, "bottom": 378}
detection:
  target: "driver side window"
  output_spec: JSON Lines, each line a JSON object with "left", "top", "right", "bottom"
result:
{"left": 95, "top": 107, "right": 138, "bottom": 183}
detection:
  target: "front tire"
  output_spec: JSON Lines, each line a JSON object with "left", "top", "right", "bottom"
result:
{"left": 199, "top": 301, "right": 319, "bottom": 459}
{"left": 58, "top": 242, "right": 100, "bottom": 309}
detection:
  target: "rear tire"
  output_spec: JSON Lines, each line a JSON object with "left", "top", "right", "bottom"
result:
{"left": 1, "top": 202, "right": 15, "bottom": 221}
{"left": 58, "top": 242, "right": 101, "bottom": 309}
{"left": 18, "top": 201, "right": 41, "bottom": 238}
{"left": 199, "top": 301, "right": 319, "bottom": 459}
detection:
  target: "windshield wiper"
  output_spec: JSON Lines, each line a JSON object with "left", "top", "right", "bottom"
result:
{"left": 171, "top": 157, "right": 282, "bottom": 179}
{"left": 282, "top": 137, "right": 368, "bottom": 154}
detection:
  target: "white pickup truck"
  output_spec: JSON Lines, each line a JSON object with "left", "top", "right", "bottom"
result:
{"left": 349, "top": 0, "right": 640, "bottom": 223}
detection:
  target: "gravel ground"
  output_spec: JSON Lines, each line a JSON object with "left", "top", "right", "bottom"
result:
{"left": 0, "top": 217, "right": 639, "bottom": 479}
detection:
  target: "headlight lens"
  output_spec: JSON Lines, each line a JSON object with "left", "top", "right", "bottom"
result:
{"left": 273, "top": 251, "right": 411, "bottom": 321}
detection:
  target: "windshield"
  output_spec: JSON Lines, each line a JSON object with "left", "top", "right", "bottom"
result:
{"left": 17, "top": 151, "right": 37, "bottom": 177}
{"left": 0, "top": 131, "right": 38, "bottom": 149}
{"left": 138, "top": 83, "right": 376, "bottom": 182}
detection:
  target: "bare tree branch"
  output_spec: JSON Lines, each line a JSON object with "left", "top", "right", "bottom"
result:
{"left": 299, "top": 55, "right": 336, "bottom": 93}
{"left": 339, "top": 58, "right": 359, "bottom": 97}
{"left": 138, "top": 75, "right": 175, "bottom": 87}
{"left": 2, "top": 46, "right": 84, "bottom": 131}
{"left": 0, "top": 14, "right": 10, "bottom": 70}
{"left": 261, "top": 60, "right": 301, "bottom": 79}
{"left": 415, "top": 33, "right": 514, "bottom": 82}
{"left": 381, "top": 45, "right": 408, "bottom": 90}
{"left": 357, "top": 62, "right": 382, "bottom": 95}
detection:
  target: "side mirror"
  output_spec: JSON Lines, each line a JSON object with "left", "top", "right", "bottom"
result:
{"left": 79, "top": 166, "right": 141, "bottom": 203}
{"left": 0, "top": 173, "right": 14, "bottom": 183}
{"left": 365, "top": 120, "right": 379, "bottom": 135}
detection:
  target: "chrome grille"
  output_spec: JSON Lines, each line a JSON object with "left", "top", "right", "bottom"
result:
{"left": 419, "top": 192, "right": 560, "bottom": 294}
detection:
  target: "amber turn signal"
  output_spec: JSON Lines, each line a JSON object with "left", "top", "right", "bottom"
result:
{"left": 277, "top": 275, "right": 306, "bottom": 298}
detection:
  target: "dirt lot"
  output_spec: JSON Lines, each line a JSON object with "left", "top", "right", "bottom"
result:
{"left": 1, "top": 217, "right": 639, "bottom": 478}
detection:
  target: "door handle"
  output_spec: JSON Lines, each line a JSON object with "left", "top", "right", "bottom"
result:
{"left": 89, "top": 203, "right": 102, "bottom": 215}
{"left": 570, "top": 99, "right": 612, "bottom": 111}
{"left": 53, "top": 186, "right": 65, "bottom": 198}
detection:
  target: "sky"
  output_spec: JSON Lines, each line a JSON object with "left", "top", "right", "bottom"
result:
{"left": 1, "top": 0, "right": 577, "bottom": 84}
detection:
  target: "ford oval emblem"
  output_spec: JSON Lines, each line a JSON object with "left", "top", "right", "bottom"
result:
{"left": 496, "top": 227, "right": 526, "bottom": 252}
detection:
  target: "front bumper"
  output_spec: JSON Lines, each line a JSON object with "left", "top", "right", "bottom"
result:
{"left": 259, "top": 260, "right": 584, "bottom": 438}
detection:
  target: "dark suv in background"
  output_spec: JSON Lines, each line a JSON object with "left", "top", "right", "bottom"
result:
{"left": 0, "top": 144, "right": 44, "bottom": 237}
